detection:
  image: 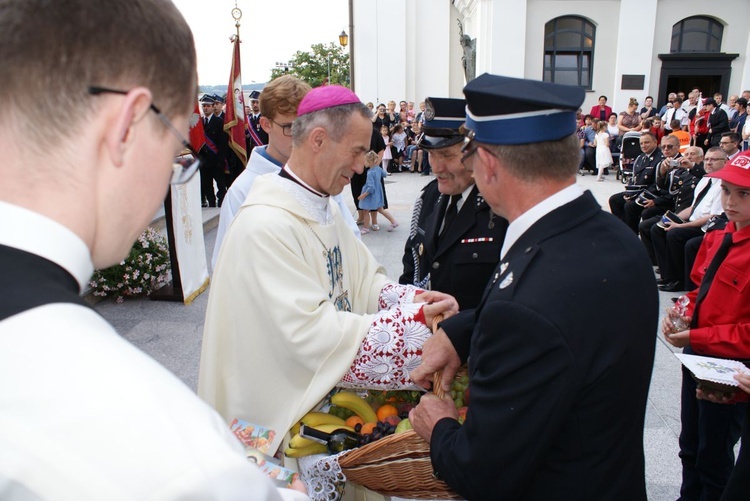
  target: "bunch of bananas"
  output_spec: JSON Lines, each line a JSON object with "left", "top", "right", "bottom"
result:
{"left": 284, "top": 392, "right": 378, "bottom": 458}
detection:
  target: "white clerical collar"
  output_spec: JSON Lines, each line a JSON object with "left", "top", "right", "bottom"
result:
{"left": 0, "top": 201, "right": 94, "bottom": 292}
{"left": 278, "top": 164, "right": 333, "bottom": 226}
{"left": 500, "top": 183, "right": 585, "bottom": 259}
{"left": 283, "top": 164, "right": 328, "bottom": 198}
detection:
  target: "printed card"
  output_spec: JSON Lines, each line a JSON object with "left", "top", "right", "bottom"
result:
{"left": 674, "top": 353, "right": 750, "bottom": 387}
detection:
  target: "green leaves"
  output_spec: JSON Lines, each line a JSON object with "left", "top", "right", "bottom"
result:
{"left": 269, "top": 42, "right": 350, "bottom": 88}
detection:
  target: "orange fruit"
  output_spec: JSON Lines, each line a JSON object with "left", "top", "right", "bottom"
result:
{"left": 376, "top": 404, "right": 398, "bottom": 422}
{"left": 360, "top": 422, "right": 378, "bottom": 435}
{"left": 345, "top": 415, "right": 365, "bottom": 428}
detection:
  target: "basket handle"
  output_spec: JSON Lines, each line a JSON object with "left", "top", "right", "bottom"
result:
{"left": 430, "top": 314, "right": 446, "bottom": 399}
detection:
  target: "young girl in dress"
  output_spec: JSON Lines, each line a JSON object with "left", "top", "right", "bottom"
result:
{"left": 358, "top": 151, "right": 399, "bottom": 234}
{"left": 593, "top": 121, "right": 613, "bottom": 182}
{"left": 380, "top": 126, "right": 393, "bottom": 173}
{"left": 391, "top": 124, "right": 407, "bottom": 172}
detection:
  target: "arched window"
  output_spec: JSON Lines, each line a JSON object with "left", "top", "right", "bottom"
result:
{"left": 671, "top": 16, "right": 723, "bottom": 53}
{"left": 543, "top": 16, "right": 595, "bottom": 89}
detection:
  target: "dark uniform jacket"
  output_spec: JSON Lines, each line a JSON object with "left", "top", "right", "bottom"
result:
{"left": 632, "top": 148, "right": 665, "bottom": 187}
{"left": 247, "top": 113, "right": 268, "bottom": 146}
{"left": 706, "top": 108, "right": 730, "bottom": 146}
{"left": 433, "top": 191, "right": 658, "bottom": 500}
{"left": 399, "top": 182, "right": 507, "bottom": 310}
{"left": 655, "top": 161, "right": 705, "bottom": 213}
{"left": 201, "top": 114, "right": 227, "bottom": 166}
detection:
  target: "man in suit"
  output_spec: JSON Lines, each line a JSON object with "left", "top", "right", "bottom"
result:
{"left": 199, "top": 94, "right": 228, "bottom": 207}
{"left": 0, "top": 0, "right": 307, "bottom": 498}
{"left": 650, "top": 147, "right": 726, "bottom": 293}
{"left": 399, "top": 97, "right": 507, "bottom": 310}
{"left": 638, "top": 142, "right": 701, "bottom": 268}
{"left": 609, "top": 131, "right": 666, "bottom": 233}
{"left": 704, "top": 97, "right": 730, "bottom": 148}
{"left": 246, "top": 90, "right": 268, "bottom": 147}
{"left": 409, "top": 73, "right": 658, "bottom": 501}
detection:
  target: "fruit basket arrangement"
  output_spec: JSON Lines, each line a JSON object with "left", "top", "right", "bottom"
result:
{"left": 291, "top": 371, "right": 468, "bottom": 501}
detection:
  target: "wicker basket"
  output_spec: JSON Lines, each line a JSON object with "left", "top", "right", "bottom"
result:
{"left": 337, "top": 428, "right": 460, "bottom": 499}
{"left": 333, "top": 315, "right": 462, "bottom": 499}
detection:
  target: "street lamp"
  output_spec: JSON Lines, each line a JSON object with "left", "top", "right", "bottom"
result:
{"left": 338, "top": 30, "right": 350, "bottom": 89}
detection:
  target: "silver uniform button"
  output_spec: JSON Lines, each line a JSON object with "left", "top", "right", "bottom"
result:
{"left": 432, "top": 262, "right": 440, "bottom": 269}
{"left": 472, "top": 253, "right": 478, "bottom": 259}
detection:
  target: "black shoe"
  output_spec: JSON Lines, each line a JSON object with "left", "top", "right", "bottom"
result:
{"left": 656, "top": 278, "right": 669, "bottom": 285}
{"left": 603, "top": 168, "right": 609, "bottom": 175}
{"left": 658, "top": 281, "right": 684, "bottom": 292}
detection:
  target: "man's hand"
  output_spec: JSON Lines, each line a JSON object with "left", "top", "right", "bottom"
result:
{"left": 696, "top": 387, "right": 735, "bottom": 403}
{"left": 409, "top": 393, "right": 457, "bottom": 443}
{"left": 414, "top": 291, "right": 459, "bottom": 327}
{"left": 735, "top": 372, "right": 750, "bottom": 394}
{"left": 422, "top": 300, "right": 458, "bottom": 328}
{"left": 664, "top": 221, "right": 686, "bottom": 231}
{"left": 664, "top": 329, "right": 690, "bottom": 348}
{"left": 643, "top": 199, "right": 656, "bottom": 209}
{"left": 410, "top": 328, "right": 461, "bottom": 391}
{"left": 414, "top": 290, "right": 458, "bottom": 307}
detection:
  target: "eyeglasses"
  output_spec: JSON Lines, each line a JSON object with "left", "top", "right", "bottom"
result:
{"left": 661, "top": 144, "right": 677, "bottom": 149}
{"left": 460, "top": 130, "right": 498, "bottom": 171}
{"left": 270, "top": 118, "right": 293, "bottom": 137}
{"left": 88, "top": 86, "right": 202, "bottom": 184}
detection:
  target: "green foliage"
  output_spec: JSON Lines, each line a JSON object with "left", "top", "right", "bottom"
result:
{"left": 269, "top": 42, "right": 350, "bottom": 87}
{"left": 89, "top": 227, "right": 171, "bottom": 303}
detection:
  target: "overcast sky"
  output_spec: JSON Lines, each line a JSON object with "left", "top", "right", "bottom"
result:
{"left": 173, "top": 0, "right": 349, "bottom": 86}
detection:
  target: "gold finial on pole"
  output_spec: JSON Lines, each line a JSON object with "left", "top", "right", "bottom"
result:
{"left": 231, "top": 2, "right": 242, "bottom": 40}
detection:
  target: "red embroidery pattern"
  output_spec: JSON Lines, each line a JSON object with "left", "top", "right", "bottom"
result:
{"left": 339, "top": 302, "right": 430, "bottom": 390}
{"left": 378, "top": 283, "right": 423, "bottom": 310}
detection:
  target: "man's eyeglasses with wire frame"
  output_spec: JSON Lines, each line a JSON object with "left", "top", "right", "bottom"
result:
{"left": 460, "top": 129, "right": 499, "bottom": 171}
{"left": 88, "top": 86, "right": 202, "bottom": 184}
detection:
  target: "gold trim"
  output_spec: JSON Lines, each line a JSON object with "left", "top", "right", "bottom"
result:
{"left": 184, "top": 277, "right": 210, "bottom": 305}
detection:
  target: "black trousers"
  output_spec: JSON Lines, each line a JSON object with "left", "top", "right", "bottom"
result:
{"left": 610, "top": 192, "right": 664, "bottom": 234}
{"left": 678, "top": 350, "right": 745, "bottom": 501}
{"left": 651, "top": 225, "right": 704, "bottom": 283}
{"left": 721, "top": 410, "right": 750, "bottom": 500}
{"left": 639, "top": 215, "right": 661, "bottom": 265}
{"left": 199, "top": 157, "right": 226, "bottom": 207}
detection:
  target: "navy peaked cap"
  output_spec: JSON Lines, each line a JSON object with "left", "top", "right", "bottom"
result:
{"left": 463, "top": 73, "right": 585, "bottom": 145}
{"left": 418, "top": 97, "right": 466, "bottom": 150}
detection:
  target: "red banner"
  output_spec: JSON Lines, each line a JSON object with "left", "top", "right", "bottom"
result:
{"left": 223, "top": 36, "right": 248, "bottom": 166}
{"left": 188, "top": 101, "right": 205, "bottom": 153}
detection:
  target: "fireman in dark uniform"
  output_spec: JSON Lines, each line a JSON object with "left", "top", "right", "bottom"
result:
{"left": 399, "top": 97, "right": 507, "bottom": 309}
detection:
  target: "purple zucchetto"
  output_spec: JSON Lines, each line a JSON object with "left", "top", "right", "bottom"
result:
{"left": 297, "top": 85, "right": 361, "bottom": 116}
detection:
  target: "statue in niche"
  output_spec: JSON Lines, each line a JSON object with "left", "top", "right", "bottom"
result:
{"left": 458, "top": 19, "right": 476, "bottom": 82}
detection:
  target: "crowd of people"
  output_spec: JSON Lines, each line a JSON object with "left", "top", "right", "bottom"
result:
{"left": 577, "top": 90, "right": 750, "bottom": 184}
{"left": 604, "top": 86, "right": 750, "bottom": 500}
{"left": 3, "top": 0, "right": 750, "bottom": 498}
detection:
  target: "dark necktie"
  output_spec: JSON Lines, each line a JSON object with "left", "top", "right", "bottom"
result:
{"left": 439, "top": 194, "right": 462, "bottom": 242}
{"left": 689, "top": 180, "right": 713, "bottom": 218}
{"left": 691, "top": 231, "right": 733, "bottom": 327}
